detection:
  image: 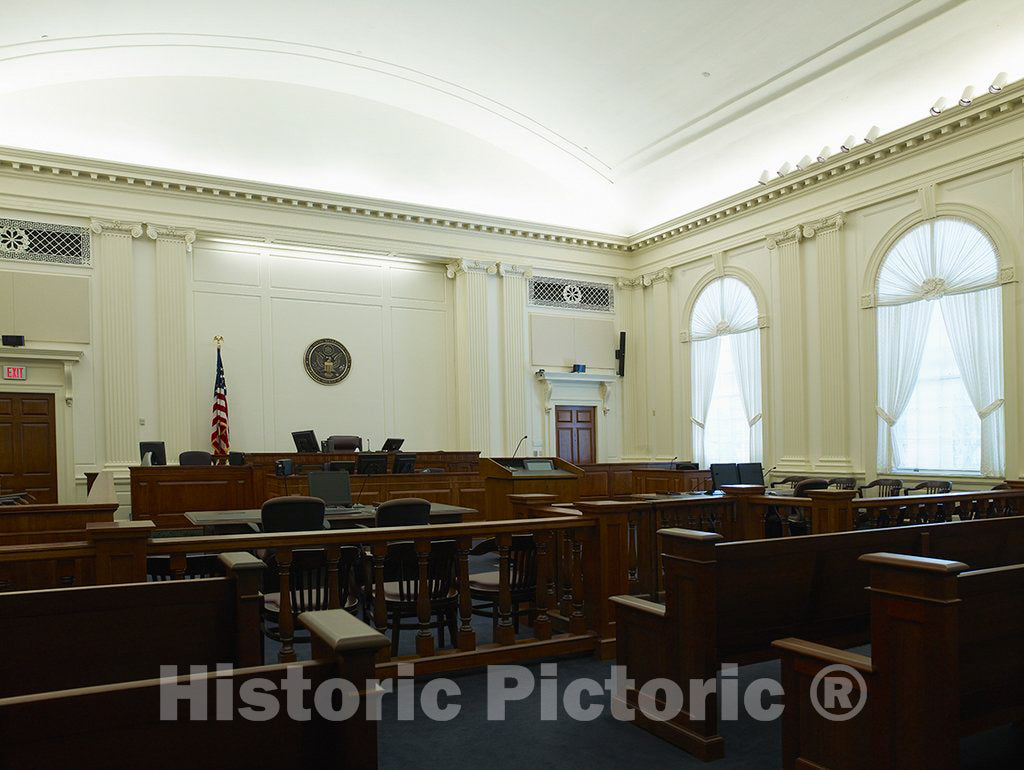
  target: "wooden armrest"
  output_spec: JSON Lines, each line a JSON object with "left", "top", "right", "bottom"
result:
{"left": 469, "top": 537, "right": 497, "bottom": 556}
{"left": 300, "top": 609, "right": 389, "bottom": 654}
{"left": 772, "top": 638, "right": 874, "bottom": 673}
{"left": 858, "top": 552, "right": 967, "bottom": 573}
{"left": 609, "top": 594, "right": 666, "bottom": 618}
{"left": 218, "top": 551, "right": 266, "bottom": 572}
{"left": 657, "top": 527, "right": 725, "bottom": 543}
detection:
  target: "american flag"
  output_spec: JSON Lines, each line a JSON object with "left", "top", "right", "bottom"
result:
{"left": 210, "top": 348, "right": 230, "bottom": 456}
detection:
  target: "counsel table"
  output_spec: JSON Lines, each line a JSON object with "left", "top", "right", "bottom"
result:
{"left": 185, "top": 502, "right": 474, "bottom": 533}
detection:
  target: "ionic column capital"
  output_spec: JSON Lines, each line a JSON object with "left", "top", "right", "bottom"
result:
{"left": 802, "top": 212, "right": 846, "bottom": 239}
{"left": 766, "top": 225, "right": 803, "bottom": 250}
{"left": 498, "top": 262, "right": 532, "bottom": 279}
{"left": 446, "top": 258, "right": 498, "bottom": 278}
{"left": 90, "top": 219, "right": 144, "bottom": 238}
{"left": 146, "top": 224, "right": 197, "bottom": 252}
{"left": 642, "top": 267, "right": 673, "bottom": 286}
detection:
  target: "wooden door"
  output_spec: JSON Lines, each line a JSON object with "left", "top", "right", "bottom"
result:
{"left": 555, "top": 405, "right": 596, "bottom": 465}
{"left": 0, "top": 393, "right": 58, "bottom": 503}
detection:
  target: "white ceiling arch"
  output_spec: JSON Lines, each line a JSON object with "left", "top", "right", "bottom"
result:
{"left": 1, "top": 0, "right": 1022, "bottom": 234}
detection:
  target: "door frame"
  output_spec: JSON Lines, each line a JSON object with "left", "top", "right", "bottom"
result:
{"left": 554, "top": 404, "right": 597, "bottom": 466}
{"left": 0, "top": 349, "right": 81, "bottom": 502}
{"left": 545, "top": 397, "right": 606, "bottom": 462}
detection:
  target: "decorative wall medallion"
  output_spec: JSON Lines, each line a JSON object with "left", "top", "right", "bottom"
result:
{"left": 303, "top": 338, "right": 352, "bottom": 385}
{"left": 0, "top": 227, "right": 29, "bottom": 252}
{"left": 562, "top": 283, "right": 584, "bottom": 304}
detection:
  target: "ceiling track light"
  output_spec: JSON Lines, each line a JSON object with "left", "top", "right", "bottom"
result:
{"left": 930, "top": 97, "right": 948, "bottom": 116}
{"left": 840, "top": 135, "right": 857, "bottom": 152}
{"left": 817, "top": 146, "right": 832, "bottom": 162}
{"left": 758, "top": 170, "right": 772, "bottom": 185}
{"left": 989, "top": 72, "right": 1008, "bottom": 93}
{"left": 959, "top": 86, "right": 975, "bottom": 107}
{"left": 864, "top": 125, "right": 880, "bottom": 143}
{"left": 796, "top": 155, "right": 813, "bottom": 170}
{"left": 777, "top": 162, "right": 792, "bottom": 177}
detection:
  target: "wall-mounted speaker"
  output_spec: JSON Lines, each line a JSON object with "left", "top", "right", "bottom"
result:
{"left": 615, "top": 331, "right": 626, "bottom": 376}
{"left": 2, "top": 335, "right": 25, "bottom": 347}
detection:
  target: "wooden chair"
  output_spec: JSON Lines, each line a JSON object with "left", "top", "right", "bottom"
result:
{"left": 827, "top": 477, "right": 856, "bottom": 490}
{"left": 469, "top": 535, "right": 538, "bottom": 636}
{"left": 903, "top": 480, "right": 952, "bottom": 495}
{"left": 786, "top": 479, "right": 828, "bottom": 535}
{"left": 146, "top": 553, "right": 223, "bottom": 581}
{"left": 365, "top": 539, "right": 458, "bottom": 656}
{"left": 856, "top": 478, "right": 903, "bottom": 498}
{"left": 770, "top": 475, "right": 809, "bottom": 489}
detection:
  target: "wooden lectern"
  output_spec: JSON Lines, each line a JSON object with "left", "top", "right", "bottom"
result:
{"left": 479, "top": 457, "right": 583, "bottom": 521}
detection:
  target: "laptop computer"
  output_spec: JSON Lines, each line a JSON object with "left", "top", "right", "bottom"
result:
{"left": 307, "top": 470, "right": 353, "bottom": 511}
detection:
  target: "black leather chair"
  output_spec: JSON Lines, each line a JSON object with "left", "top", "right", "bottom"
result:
{"left": 260, "top": 496, "right": 328, "bottom": 533}
{"left": 178, "top": 450, "right": 213, "bottom": 466}
{"left": 787, "top": 478, "right": 829, "bottom": 535}
{"left": 375, "top": 498, "right": 431, "bottom": 528}
{"left": 227, "top": 451, "right": 246, "bottom": 466}
{"left": 325, "top": 435, "right": 363, "bottom": 452}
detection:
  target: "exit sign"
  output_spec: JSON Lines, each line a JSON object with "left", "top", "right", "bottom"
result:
{"left": 3, "top": 366, "right": 26, "bottom": 380}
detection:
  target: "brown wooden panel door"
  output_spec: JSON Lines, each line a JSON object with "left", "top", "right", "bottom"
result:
{"left": 0, "top": 393, "right": 57, "bottom": 502}
{"left": 555, "top": 405, "right": 596, "bottom": 465}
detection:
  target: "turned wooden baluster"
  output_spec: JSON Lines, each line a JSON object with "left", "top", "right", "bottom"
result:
{"left": 276, "top": 547, "right": 295, "bottom": 663}
{"left": 170, "top": 553, "right": 187, "bottom": 580}
{"left": 534, "top": 531, "right": 552, "bottom": 640}
{"left": 455, "top": 536, "right": 476, "bottom": 651}
{"left": 371, "top": 543, "right": 390, "bottom": 660}
{"left": 496, "top": 532, "right": 515, "bottom": 645}
{"left": 326, "top": 544, "right": 341, "bottom": 609}
{"left": 560, "top": 530, "right": 573, "bottom": 616}
{"left": 415, "top": 539, "right": 435, "bottom": 657}
{"left": 626, "top": 515, "right": 639, "bottom": 594}
{"left": 569, "top": 529, "right": 586, "bottom": 635}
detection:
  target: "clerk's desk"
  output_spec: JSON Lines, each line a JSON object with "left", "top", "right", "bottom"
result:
{"left": 185, "top": 502, "right": 473, "bottom": 534}
{"left": 480, "top": 457, "right": 583, "bottom": 521}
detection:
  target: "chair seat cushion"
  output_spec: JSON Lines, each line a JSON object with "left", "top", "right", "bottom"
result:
{"left": 468, "top": 570, "right": 499, "bottom": 592}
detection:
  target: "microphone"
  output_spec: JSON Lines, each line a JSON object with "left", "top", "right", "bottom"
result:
{"left": 762, "top": 465, "right": 778, "bottom": 492}
{"left": 512, "top": 435, "right": 528, "bottom": 458}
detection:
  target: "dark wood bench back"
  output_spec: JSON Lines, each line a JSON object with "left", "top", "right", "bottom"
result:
{"left": 0, "top": 553, "right": 264, "bottom": 698}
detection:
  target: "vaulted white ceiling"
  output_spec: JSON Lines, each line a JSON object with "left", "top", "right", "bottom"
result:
{"left": 1, "top": 0, "right": 1021, "bottom": 235}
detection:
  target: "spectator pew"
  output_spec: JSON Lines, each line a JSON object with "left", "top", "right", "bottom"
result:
{"left": 774, "top": 551, "right": 1024, "bottom": 770}
{"left": 0, "top": 570, "right": 388, "bottom": 769}
{"left": 610, "top": 514, "right": 1024, "bottom": 761}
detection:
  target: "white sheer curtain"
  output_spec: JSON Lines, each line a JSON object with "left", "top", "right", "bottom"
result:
{"left": 691, "top": 337, "right": 721, "bottom": 466}
{"left": 690, "top": 277, "right": 762, "bottom": 465}
{"left": 732, "top": 329, "right": 763, "bottom": 461}
{"left": 874, "top": 217, "right": 1004, "bottom": 475}
{"left": 939, "top": 287, "right": 1004, "bottom": 476}
{"left": 876, "top": 302, "right": 933, "bottom": 471}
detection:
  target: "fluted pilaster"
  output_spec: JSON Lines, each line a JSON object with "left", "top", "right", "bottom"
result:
{"left": 805, "top": 213, "right": 852, "bottom": 470}
{"left": 447, "top": 259, "right": 497, "bottom": 452}
{"left": 148, "top": 224, "right": 196, "bottom": 460}
{"left": 617, "top": 277, "right": 648, "bottom": 457}
{"left": 499, "top": 263, "right": 531, "bottom": 453}
{"left": 91, "top": 219, "right": 143, "bottom": 467}
{"left": 643, "top": 267, "right": 673, "bottom": 457}
{"left": 767, "top": 226, "right": 808, "bottom": 469}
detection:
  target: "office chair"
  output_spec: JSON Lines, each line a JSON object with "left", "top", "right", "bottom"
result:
{"left": 787, "top": 479, "right": 829, "bottom": 535}
{"left": 260, "top": 496, "right": 328, "bottom": 532}
{"left": 228, "top": 451, "right": 246, "bottom": 466}
{"left": 178, "top": 450, "right": 213, "bottom": 466}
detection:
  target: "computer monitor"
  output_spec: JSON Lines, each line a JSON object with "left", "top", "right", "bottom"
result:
{"left": 292, "top": 430, "right": 319, "bottom": 453}
{"left": 324, "top": 460, "right": 356, "bottom": 474}
{"left": 523, "top": 458, "right": 555, "bottom": 471}
{"left": 308, "top": 470, "right": 352, "bottom": 508}
{"left": 139, "top": 441, "right": 166, "bottom": 466}
{"left": 737, "top": 462, "right": 764, "bottom": 485}
{"left": 380, "top": 437, "right": 405, "bottom": 452}
{"left": 710, "top": 463, "right": 741, "bottom": 491}
{"left": 392, "top": 453, "right": 417, "bottom": 474}
{"left": 355, "top": 453, "right": 388, "bottom": 475}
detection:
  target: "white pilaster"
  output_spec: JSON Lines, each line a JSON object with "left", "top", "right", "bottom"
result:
{"left": 447, "top": 259, "right": 497, "bottom": 451}
{"left": 644, "top": 268, "right": 674, "bottom": 458}
{"left": 617, "top": 277, "right": 649, "bottom": 457}
{"left": 148, "top": 224, "right": 196, "bottom": 460}
{"left": 91, "top": 219, "right": 143, "bottom": 468}
{"left": 499, "top": 262, "right": 531, "bottom": 454}
{"left": 767, "top": 226, "right": 808, "bottom": 470}
{"left": 805, "top": 213, "right": 852, "bottom": 471}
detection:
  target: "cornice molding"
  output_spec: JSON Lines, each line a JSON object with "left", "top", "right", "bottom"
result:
{"left": 89, "top": 218, "right": 143, "bottom": 237}
{"left": 802, "top": 212, "right": 845, "bottom": 239}
{"left": 498, "top": 262, "right": 532, "bottom": 278}
{"left": 765, "top": 226, "right": 802, "bottom": 250}
{"left": 146, "top": 223, "right": 197, "bottom": 251}
{"left": 445, "top": 258, "right": 498, "bottom": 278}
{"left": 3, "top": 80, "right": 1024, "bottom": 256}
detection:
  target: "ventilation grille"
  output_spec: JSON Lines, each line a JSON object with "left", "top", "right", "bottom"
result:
{"left": 528, "top": 276, "right": 614, "bottom": 312}
{"left": 0, "top": 218, "right": 91, "bottom": 266}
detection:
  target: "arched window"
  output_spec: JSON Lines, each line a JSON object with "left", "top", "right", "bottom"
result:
{"left": 875, "top": 217, "right": 1004, "bottom": 476}
{"left": 690, "top": 276, "right": 763, "bottom": 466}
